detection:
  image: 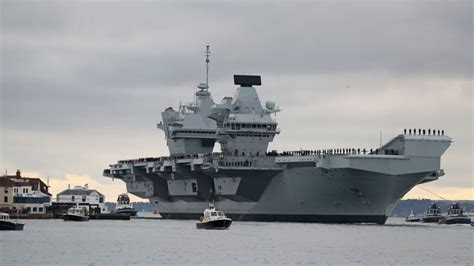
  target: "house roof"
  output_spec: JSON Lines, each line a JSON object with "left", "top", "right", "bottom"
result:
{"left": 0, "top": 176, "right": 15, "bottom": 187}
{"left": 0, "top": 175, "right": 51, "bottom": 196}
{"left": 57, "top": 189, "right": 104, "bottom": 196}
{"left": 1, "top": 175, "right": 46, "bottom": 185}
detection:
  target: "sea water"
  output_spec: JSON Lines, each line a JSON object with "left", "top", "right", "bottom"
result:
{"left": 1, "top": 217, "right": 472, "bottom": 265}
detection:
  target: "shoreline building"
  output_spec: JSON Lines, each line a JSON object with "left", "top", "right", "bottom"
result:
{"left": 0, "top": 170, "right": 52, "bottom": 214}
{"left": 56, "top": 184, "right": 106, "bottom": 213}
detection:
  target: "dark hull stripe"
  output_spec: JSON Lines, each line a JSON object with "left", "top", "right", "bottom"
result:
{"left": 421, "top": 216, "right": 444, "bottom": 223}
{"left": 196, "top": 219, "right": 232, "bottom": 229}
{"left": 440, "top": 218, "right": 471, "bottom": 225}
{"left": 0, "top": 221, "right": 24, "bottom": 230}
{"left": 63, "top": 215, "right": 89, "bottom": 222}
{"left": 161, "top": 213, "right": 388, "bottom": 224}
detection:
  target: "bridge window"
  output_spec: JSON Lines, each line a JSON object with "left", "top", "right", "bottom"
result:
{"left": 192, "top": 183, "right": 197, "bottom": 193}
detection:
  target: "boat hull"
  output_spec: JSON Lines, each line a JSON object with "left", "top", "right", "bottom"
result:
{"left": 0, "top": 221, "right": 25, "bottom": 230}
{"left": 422, "top": 216, "right": 445, "bottom": 223}
{"left": 148, "top": 167, "right": 431, "bottom": 224}
{"left": 105, "top": 134, "right": 451, "bottom": 225}
{"left": 63, "top": 214, "right": 89, "bottom": 222}
{"left": 438, "top": 217, "right": 471, "bottom": 225}
{"left": 113, "top": 208, "right": 137, "bottom": 216}
{"left": 405, "top": 218, "right": 421, "bottom": 222}
{"left": 196, "top": 219, "right": 232, "bottom": 229}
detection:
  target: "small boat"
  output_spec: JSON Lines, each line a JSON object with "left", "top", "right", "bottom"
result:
{"left": 421, "top": 203, "right": 445, "bottom": 223}
{"left": 113, "top": 193, "right": 137, "bottom": 216}
{"left": 0, "top": 212, "right": 24, "bottom": 231}
{"left": 438, "top": 202, "right": 471, "bottom": 225}
{"left": 63, "top": 206, "right": 89, "bottom": 221}
{"left": 405, "top": 210, "right": 421, "bottom": 222}
{"left": 196, "top": 203, "right": 232, "bottom": 229}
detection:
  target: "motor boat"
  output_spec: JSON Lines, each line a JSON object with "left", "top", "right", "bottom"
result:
{"left": 438, "top": 202, "right": 471, "bottom": 225}
{"left": 196, "top": 203, "right": 232, "bottom": 229}
{"left": 113, "top": 193, "right": 137, "bottom": 216}
{"left": 63, "top": 206, "right": 89, "bottom": 221}
{"left": 0, "top": 212, "right": 24, "bottom": 230}
{"left": 405, "top": 210, "right": 420, "bottom": 222}
{"left": 421, "top": 203, "right": 445, "bottom": 223}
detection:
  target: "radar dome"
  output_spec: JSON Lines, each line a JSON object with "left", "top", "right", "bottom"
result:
{"left": 265, "top": 101, "right": 276, "bottom": 110}
{"left": 228, "top": 114, "right": 236, "bottom": 120}
{"left": 197, "top": 83, "right": 208, "bottom": 90}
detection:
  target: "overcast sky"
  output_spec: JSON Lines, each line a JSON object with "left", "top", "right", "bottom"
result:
{"left": 1, "top": 1, "right": 472, "bottom": 201}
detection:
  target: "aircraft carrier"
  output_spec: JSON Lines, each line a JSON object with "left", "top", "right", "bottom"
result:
{"left": 103, "top": 46, "right": 452, "bottom": 224}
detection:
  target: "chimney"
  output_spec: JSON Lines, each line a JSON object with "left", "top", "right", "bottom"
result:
{"left": 16, "top": 169, "right": 21, "bottom": 178}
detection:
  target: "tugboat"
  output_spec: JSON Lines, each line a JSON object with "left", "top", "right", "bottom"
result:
{"left": 438, "top": 202, "right": 471, "bottom": 225}
{"left": 0, "top": 212, "right": 24, "bottom": 230}
{"left": 422, "top": 203, "right": 445, "bottom": 223}
{"left": 63, "top": 206, "right": 89, "bottom": 221}
{"left": 196, "top": 202, "right": 232, "bottom": 230}
{"left": 405, "top": 210, "right": 421, "bottom": 222}
{"left": 113, "top": 193, "right": 137, "bottom": 216}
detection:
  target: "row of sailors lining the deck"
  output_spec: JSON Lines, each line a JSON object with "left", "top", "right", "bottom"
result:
{"left": 404, "top": 128, "right": 445, "bottom": 136}
{"left": 114, "top": 147, "right": 394, "bottom": 167}
{"left": 267, "top": 148, "right": 392, "bottom": 156}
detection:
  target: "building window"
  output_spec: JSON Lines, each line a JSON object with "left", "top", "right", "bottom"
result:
{"left": 33, "top": 207, "right": 37, "bottom": 212}
{"left": 71, "top": 196, "right": 75, "bottom": 202}
{"left": 39, "top": 207, "right": 43, "bottom": 212}
{"left": 13, "top": 188, "right": 18, "bottom": 193}
{"left": 3, "top": 196, "right": 7, "bottom": 203}
{"left": 4, "top": 187, "right": 8, "bottom": 193}
{"left": 99, "top": 197, "right": 104, "bottom": 203}
{"left": 27, "top": 207, "right": 31, "bottom": 212}
{"left": 82, "top": 196, "right": 86, "bottom": 202}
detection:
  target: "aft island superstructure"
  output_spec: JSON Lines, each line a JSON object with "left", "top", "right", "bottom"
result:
{"left": 103, "top": 46, "right": 451, "bottom": 224}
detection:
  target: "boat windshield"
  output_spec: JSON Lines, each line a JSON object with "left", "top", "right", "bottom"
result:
{"left": 217, "top": 211, "right": 224, "bottom": 216}
{"left": 211, "top": 212, "right": 217, "bottom": 216}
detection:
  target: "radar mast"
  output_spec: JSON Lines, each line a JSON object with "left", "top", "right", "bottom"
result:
{"left": 205, "top": 45, "right": 210, "bottom": 88}
{"left": 197, "top": 45, "right": 210, "bottom": 91}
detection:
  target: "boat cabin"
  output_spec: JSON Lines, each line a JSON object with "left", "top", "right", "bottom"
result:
{"left": 426, "top": 204, "right": 441, "bottom": 215}
{"left": 201, "top": 208, "right": 226, "bottom": 222}
{"left": 68, "top": 207, "right": 87, "bottom": 216}
{"left": 447, "top": 203, "right": 464, "bottom": 216}
{"left": 0, "top": 212, "right": 10, "bottom": 221}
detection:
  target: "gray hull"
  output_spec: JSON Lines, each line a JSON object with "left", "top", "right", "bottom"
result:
{"left": 150, "top": 168, "right": 429, "bottom": 224}
{"left": 104, "top": 133, "right": 450, "bottom": 224}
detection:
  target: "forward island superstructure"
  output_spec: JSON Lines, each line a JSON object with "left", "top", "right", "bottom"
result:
{"left": 103, "top": 46, "right": 451, "bottom": 224}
